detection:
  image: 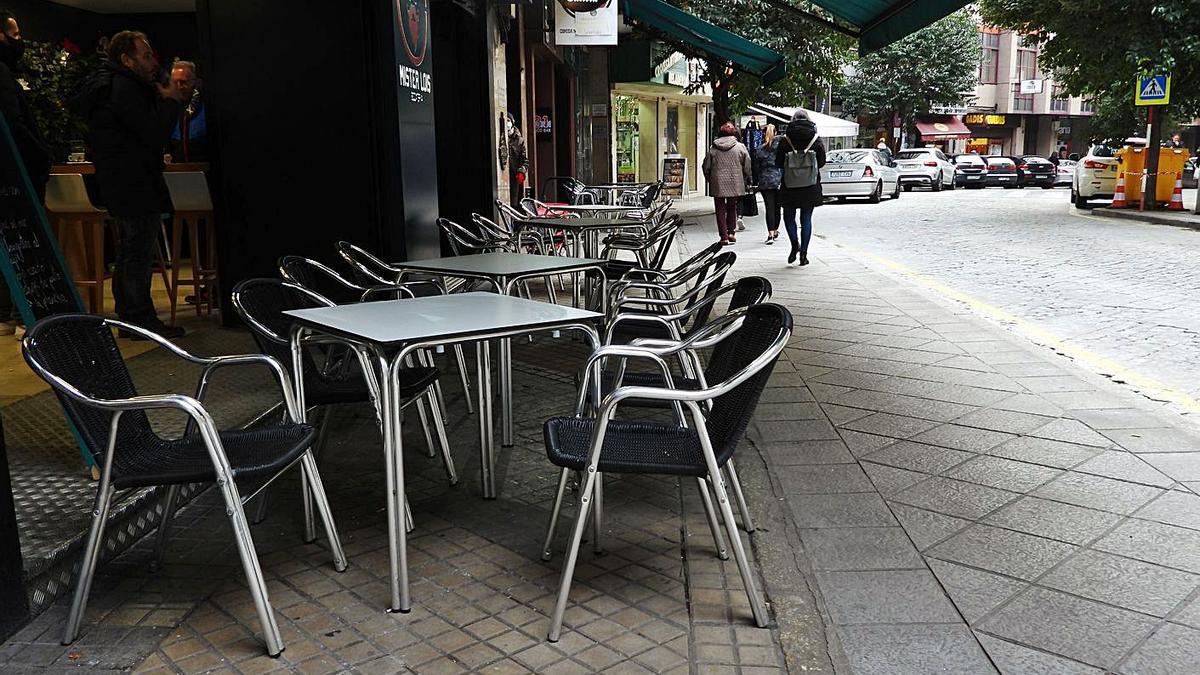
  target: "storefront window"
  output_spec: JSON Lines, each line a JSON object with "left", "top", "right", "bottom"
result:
{"left": 614, "top": 95, "right": 657, "bottom": 184}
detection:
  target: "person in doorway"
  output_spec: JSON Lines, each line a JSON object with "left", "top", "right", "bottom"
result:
{"left": 70, "top": 30, "right": 185, "bottom": 339}
{"left": 168, "top": 59, "right": 206, "bottom": 162}
{"left": 752, "top": 123, "right": 783, "bottom": 244}
{"left": 775, "top": 109, "right": 826, "bottom": 266}
{"left": 702, "top": 121, "right": 751, "bottom": 245}
{"left": 0, "top": 9, "right": 50, "bottom": 335}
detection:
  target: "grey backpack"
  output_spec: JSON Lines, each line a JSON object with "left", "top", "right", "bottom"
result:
{"left": 783, "top": 134, "right": 819, "bottom": 188}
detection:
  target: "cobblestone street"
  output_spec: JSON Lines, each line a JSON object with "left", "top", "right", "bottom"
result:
{"left": 811, "top": 186, "right": 1200, "bottom": 413}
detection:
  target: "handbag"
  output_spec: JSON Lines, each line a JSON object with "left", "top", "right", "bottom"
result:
{"left": 738, "top": 189, "right": 759, "bottom": 217}
{"left": 783, "top": 134, "right": 819, "bottom": 188}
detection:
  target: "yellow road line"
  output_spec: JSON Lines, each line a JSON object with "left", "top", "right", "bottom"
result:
{"left": 837, "top": 242, "right": 1200, "bottom": 414}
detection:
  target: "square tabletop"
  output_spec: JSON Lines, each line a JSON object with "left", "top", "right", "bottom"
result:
{"left": 399, "top": 253, "right": 603, "bottom": 277}
{"left": 285, "top": 292, "right": 602, "bottom": 346}
{"left": 515, "top": 217, "right": 645, "bottom": 230}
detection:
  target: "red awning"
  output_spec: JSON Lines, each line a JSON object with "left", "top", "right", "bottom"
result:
{"left": 915, "top": 116, "right": 971, "bottom": 140}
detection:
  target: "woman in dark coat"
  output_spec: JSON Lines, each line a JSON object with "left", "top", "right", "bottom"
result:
{"left": 775, "top": 109, "right": 826, "bottom": 265}
{"left": 752, "top": 123, "right": 783, "bottom": 244}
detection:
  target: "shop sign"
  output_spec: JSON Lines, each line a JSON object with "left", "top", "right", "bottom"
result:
{"left": 554, "top": 0, "right": 618, "bottom": 46}
{"left": 535, "top": 108, "right": 553, "bottom": 139}
{"left": 590, "top": 103, "right": 608, "bottom": 117}
{"left": 1020, "top": 79, "right": 1044, "bottom": 94}
{"left": 395, "top": 0, "right": 433, "bottom": 112}
{"left": 964, "top": 113, "right": 1007, "bottom": 126}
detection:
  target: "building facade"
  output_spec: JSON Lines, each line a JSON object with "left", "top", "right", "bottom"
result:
{"left": 960, "top": 28, "right": 1094, "bottom": 156}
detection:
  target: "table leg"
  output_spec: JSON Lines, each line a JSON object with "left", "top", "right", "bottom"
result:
{"left": 476, "top": 340, "right": 496, "bottom": 498}
{"left": 377, "top": 351, "right": 409, "bottom": 613}
{"left": 500, "top": 336, "right": 513, "bottom": 447}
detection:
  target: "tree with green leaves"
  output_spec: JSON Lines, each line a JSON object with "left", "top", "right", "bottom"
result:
{"left": 978, "top": 0, "right": 1200, "bottom": 205}
{"left": 654, "top": 1, "right": 854, "bottom": 124}
{"left": 838, "top": 9, "right": 980, "bottom": 149}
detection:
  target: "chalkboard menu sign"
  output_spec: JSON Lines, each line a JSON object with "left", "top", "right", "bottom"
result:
{"left": 0, "top": 112, "right": 84, "bottom": 324}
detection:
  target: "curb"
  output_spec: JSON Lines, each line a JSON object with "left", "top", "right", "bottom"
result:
{"left": 1090, "top": 207, "right": 1200, "bottom": 230}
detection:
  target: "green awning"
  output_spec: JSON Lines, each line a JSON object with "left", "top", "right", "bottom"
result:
{"left": 622, "top": 0, "right": 787, "bottom": 86}
{"left": 803, "top": 0, "right": 974, "bottom": 54}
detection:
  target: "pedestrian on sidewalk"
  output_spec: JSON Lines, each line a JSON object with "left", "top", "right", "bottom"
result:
{"left": 753, "top": 123, "right": 783, "bottom": 244}
{"left": 775, "top": 109, "right": 826, "bottom": 265}
{"left": 702, "top": 121, "right": 751, "bottom": 245}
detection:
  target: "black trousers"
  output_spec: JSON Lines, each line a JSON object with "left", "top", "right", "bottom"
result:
{"left": 114, "top": 214, "right": 163, "bottom": 325}
{"left": 761, "top": 189, "right": 781, "bottom": 233}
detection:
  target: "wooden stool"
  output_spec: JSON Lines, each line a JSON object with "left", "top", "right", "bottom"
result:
{"left": 45, "top": 174, "right": 109, "bottom": 314}
{"left": 165, "top": 172, "right": 218, "bottom": 325}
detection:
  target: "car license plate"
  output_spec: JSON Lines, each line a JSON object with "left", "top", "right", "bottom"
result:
{"left": 998, "top": 177, "right": 1011, "bottom": 181}
{"left": 967, "top": 175, "right": 980, "bottom": 180}
{"left": 830, "top": 171, "right": 852, "bottom": 178}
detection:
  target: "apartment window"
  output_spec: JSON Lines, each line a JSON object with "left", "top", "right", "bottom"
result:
{"left": 1050, "top": 84, "right": 1068, "bottom": 112}
{"left": 979, "top": 31, "right": 1000, "bottom": 84}
{"left": 1013, "top": 47, "right": 1037, "bottom": 111}
{"left": 1080, "top": 98, "right": 1095, "bottom": 113}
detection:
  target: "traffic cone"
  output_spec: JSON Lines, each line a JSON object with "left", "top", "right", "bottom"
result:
{"left": 1169, "top": 172, "right": 1185, "bottom": 211}
{"left": 1111, "top": 171, "right": 1128, "bottom": 208}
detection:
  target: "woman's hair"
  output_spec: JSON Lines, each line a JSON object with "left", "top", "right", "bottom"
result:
{"left": 790, "top": 109, "right": 810, "bottom": 121}
{"left": 763, "top": 124, "right": 776, "bottom": 146}
{"left": 718, "top": 121, "right": 739, "bottom": 138}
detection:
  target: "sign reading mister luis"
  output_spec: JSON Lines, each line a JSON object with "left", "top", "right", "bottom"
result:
{"left": 396, "top": 0, "right": 433, "bottom": 104}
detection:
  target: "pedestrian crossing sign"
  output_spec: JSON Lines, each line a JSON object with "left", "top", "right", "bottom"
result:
{"left": 1135, "top": 74, "right": 1170, "bottom": 106}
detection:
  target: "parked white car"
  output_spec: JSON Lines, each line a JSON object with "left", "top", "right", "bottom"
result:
{"left": 1055, "top": 159, "right": 1076, "bottom": 186}
{"left": 821, "top": 148, "right": 900, "bottom": 203}
{"left": 1071, "top": 144, "right": 1120, "bottom": 209}
{"left": 895, "top": 148, "right": 956, "bottom": 191}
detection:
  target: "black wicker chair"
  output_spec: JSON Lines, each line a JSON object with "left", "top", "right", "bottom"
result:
{"left": 23, "top": 314, "right": 346, "bottom": 657}
{"left": 540, "top": 302, "right": 793, "bottom": 641}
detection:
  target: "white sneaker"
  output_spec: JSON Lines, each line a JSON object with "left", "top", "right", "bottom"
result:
{"left": 737, "top": 217, "right": 746, "bottom": 231}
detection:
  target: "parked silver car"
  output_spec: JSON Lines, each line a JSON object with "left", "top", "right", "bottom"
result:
{"left": 895, "top": 147, "right": 956, "bottom": 191}
{"left": 821, "top": 149, "right": 901, "bottom": 203}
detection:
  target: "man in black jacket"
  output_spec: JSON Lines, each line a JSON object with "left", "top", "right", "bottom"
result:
{"left": 71, "top": 30, "right": 184, "bottom": 338}
{"left": 0, "top": 9, "right": 49, "bottom": 333}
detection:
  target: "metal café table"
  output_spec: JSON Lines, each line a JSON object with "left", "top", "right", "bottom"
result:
{"left": 587, "top": 182, "right": 652, "bottom": 204}
{"left": 286, "top": 292, "right": 602, "bottom": 613}
{"left": 513, "top": 216, "right": 649, "bottom": 260}
{"left": 394, "top": 253, "right": 608, "bottom": 447}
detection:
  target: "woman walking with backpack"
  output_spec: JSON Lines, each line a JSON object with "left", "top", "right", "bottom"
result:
{"left": 702, "top": 121, "right": 752, "bottom": 245}
{"left": 775, "top": 109, "right": 826, "bottom": 265}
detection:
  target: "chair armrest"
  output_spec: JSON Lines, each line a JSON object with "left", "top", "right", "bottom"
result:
{"left": 194, "top": 353, "right": 302, "bottom": 423}
{"left": 573, "top": 345, "right": 676, "bottom": 416}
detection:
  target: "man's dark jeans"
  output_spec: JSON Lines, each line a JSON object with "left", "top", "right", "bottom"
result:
{"left": 114, "top": 214, "right": 162, "bottom": 326}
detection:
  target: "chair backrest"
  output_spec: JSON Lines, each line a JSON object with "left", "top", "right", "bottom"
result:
{"left": 542, "top": 176, "right": 583, "bottom": 204}
{"left": 22, "top": 314, "right": 146, "bottom": 460}
{"left": 278, "top": 255, "right": 364, "bottom": 305}
{"left": 495, "top": 200, "right": 532, "bottom": 229}
{"left": 164, "top": 171, "right": 213, "bottom": 212}
{"left": 727, "top": 275, "right": 772, "bottom": 313}
{"left": 232, "top": 278, "right": 331, "bottom": 378}
{"left": 681, "top": 251, "right": 736, "bottom": 331}
{"left": 336, "top": 241, "right": 396, "bottom": 286}
{"left": 703, "top": 303, "right": 793, "bottom": 462}
{"left": 438, "top": 217, "right": 495, "bottom": 255}
{"left": 45, "top": 174, "right": 103, "bottom": 214}
{"left": 642, "top": 181, "right": 663, "bottom": 207}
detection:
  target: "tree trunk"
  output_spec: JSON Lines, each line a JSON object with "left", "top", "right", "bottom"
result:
{"left": 712, "top": 73, "right": 732, "bottom": 128}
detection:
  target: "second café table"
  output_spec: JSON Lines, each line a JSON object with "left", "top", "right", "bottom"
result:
{"left": 512, "top": 216, "right": 649, "bottom": 260}
{"left": 286, "top": 292, "right": 602, "bottom": 613}
{"left": 394, "top": 253, "right": 608, "bottom": 448}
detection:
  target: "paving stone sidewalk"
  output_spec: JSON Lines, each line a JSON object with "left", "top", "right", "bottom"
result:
{"left": 688, "top": 217, "right": 1200, "bottom": 673}
{"left": 5, "top": 213, "right": 1200, "bottom": 674}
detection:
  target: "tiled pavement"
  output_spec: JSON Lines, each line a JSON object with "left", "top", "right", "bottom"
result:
{"left": 4, "top": 212, "right": 1200, "bottom": 673}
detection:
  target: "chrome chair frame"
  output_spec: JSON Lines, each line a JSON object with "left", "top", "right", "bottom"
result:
{"left": 24, "top": 319, "right": 345, "bottom": 657}
{"left": 543, "top": 307, "right": 791, "bottom": 641}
